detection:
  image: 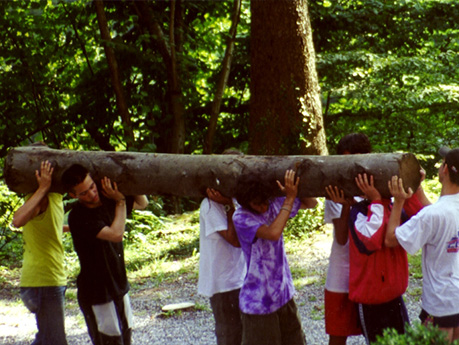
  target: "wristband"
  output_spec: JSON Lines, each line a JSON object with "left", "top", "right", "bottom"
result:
{"left": 280, "top": 207, "right": 291, "bottom": 213}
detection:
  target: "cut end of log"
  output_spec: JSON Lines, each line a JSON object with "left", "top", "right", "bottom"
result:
{"left": 398, "top": 152, "right": 422, "bottom": 195}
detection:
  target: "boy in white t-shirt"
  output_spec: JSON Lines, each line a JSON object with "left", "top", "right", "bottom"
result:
{"left": 198, "top": 186, "right": 247, "bottom": 345}
{"left": 323, "top": 133, "right": 371, "bottom": 345}
{"left": 386, "top": 146, "right": 459, "bottom": 343}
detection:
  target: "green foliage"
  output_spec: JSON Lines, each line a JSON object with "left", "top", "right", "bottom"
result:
{"left": 0, "top": 181, "right": 24, "bottom": 265}
{"left": 405, "top": 177, "right": 439, "bottom": 281}
{"left": 122, "top": 209, "right": 200, "bottom": 282}
{"left": 310, "top": 0, "right": 459, "bottom": 176}
{"left": 0, "top": 0, "right": 251, "bottom": 155}
{"left": 124, "top": 197, "right": 167, "bottom": 239}
{"left": 373, "top": 322, "right": 458, "bottom": 345}
{"left": 422, "top": 176, "right": 442, "bottom": 202}
{"left": 0, "top": 0, "right": 457, "bottom": 161}
{"left": 285, "top": 198, "right": 325, "bottom": 239}
{"left": 0, "top": 0, "right": 97, "bottom": 153}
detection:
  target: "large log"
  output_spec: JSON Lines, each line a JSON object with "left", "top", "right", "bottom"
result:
{"left": 4, "top": 147, "right": 421, "bottom": 198}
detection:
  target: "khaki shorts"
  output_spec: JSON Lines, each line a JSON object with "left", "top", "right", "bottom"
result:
{"left": 241, "top": 298, "right": 306, "bottom": 345}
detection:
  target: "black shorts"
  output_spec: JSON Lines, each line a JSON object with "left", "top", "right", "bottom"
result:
{"left": 420, "top": 309, "right": 459, "bottom": 328}
{"left": 359, "top": 296, "right": 409, "bottom": 343}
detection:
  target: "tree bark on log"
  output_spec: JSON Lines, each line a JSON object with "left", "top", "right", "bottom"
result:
{"left": 4, "top": 147, "right": 421, "bottom": 199}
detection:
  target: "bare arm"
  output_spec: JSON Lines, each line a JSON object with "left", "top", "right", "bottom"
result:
{"left": 255, "top": 170, "right": 298, "bottom": 241}
{"left": 385, "top": 176, "right": 413, "bottom": 248}
{"left": 133, "top": 195, "right": 149, "bottom": 210}
{"left": 325, "top": 185, "right": 353, "bottom": 245}
{"left": 206, "top": 188, "right": 240, "bottom": 247}
{"left": 415, "top": 168, "right": 431, "bottom": 207}
{"left": 221, "top": 206, "right": 240, "bottom": 247}
{"left": 415, "top": 186, "right": 431, "bottom": 207}
{"left": 12, "top": 161, "right": 53, "bottom": 228}
{"left": 96, "top": 177, "right": 127, "bottom": 242}
{"left": 332, "top": 208, "right": 350, "bottom": 245}
{"left": 299, "top": 197, "right": 318, "bottom": 209}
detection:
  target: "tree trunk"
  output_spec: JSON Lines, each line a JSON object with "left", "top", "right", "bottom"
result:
{"left": 167, "top": 0, "right": 186, "bottom": 154}
{"left": 94, "top": 0, "right": 134, "bottom": 148}
{"left": 5, "top": 147, "right": 421, "bottom": 199}
{"left": 250, "top": 0, "right": 327, "bottom": 156}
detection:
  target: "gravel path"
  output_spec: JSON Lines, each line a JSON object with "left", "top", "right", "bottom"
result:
{"left": 0, "top": 229, "right": 423, "bottom": 345}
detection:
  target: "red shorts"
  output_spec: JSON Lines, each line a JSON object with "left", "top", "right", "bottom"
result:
{"left": 324, "top": 289, "right": 362, "bottom": 337}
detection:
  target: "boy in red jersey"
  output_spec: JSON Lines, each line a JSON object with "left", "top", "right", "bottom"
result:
{"left": 347, "top": 173, "right": 425, "bottom": 344}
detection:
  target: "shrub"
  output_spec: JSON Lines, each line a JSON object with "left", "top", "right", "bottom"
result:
{"left": 284, "top": 198, "right": 325, "bottom": 239}
{"left": 0, "top": 181, "right": 24, "bottom": 266}
{"left": 373, "top": 322, "right": 458, "bottom": 345}
{"left": 422, "top": 177, "right": 441, "bottom": 203}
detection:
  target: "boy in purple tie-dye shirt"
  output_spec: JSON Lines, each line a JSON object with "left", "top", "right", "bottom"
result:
{"left": 233, "top": 170, "right": 317, "bottom": 345}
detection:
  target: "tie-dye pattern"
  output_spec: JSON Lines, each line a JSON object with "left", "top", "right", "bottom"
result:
{"left": 233, "top": 197, "right": 301, "bottom": 314}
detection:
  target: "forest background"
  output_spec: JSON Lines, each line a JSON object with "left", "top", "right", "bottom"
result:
{"left": 0, "top": 0, "right": 458, "bottom": 306}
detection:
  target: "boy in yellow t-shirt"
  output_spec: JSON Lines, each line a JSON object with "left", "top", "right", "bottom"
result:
{"left": 13, "top": 160, "right": 67, "bottom": 345}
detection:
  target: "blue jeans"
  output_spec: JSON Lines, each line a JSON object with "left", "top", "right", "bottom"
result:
{"left": 20, "top": 286, "right": 68, "bottom": 345}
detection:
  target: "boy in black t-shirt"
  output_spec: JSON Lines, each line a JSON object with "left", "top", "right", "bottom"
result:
{"left": 62, "top": 164, "right": 148, "bottom": 345}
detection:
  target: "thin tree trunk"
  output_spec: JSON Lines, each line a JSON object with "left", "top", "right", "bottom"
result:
{"left": 203, "top": 0, "right": 242, "bottom": 154}
{"left": 63, "top": 2, "right": 94, "bottom": 77}
{"left": 168, "top": 0, "right": 186, "bottom": 154}
{"left": 94, "top": 0, "right": 134, "bottom": 148}
{"left": 133, "top": 0, "right": 185, "bottom": 154}
{"left": 5, "top": 147, "right": 421, "bottom": 199}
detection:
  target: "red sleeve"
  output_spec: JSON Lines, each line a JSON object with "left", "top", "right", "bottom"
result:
{"left": 402, "top": 193, "right": 423, "bottom": 217}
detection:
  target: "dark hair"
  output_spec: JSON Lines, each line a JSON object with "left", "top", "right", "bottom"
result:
{"left": 235, "top": 175, "right": 274, "bottom": 212}
{"left": 337, "top": 133, "right": 372, "bottom": 155}
{"left": 445, "top": 151, "right": 459, "bottom": 186}
{"left": 61, "top": 164, "right": 89, "bottom": 192}
{"left": 448, "top": 166, "right": 459, "bottom": 186}
{"left": 30, "top": 141, "right": 47, "bottom": 147}
{"left": 222, "top": 148, "right": 243, "bottom": 155}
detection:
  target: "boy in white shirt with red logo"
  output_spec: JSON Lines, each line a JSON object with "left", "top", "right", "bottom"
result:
{"left": 386, "top": 146, "right": 459, "bottom": 343}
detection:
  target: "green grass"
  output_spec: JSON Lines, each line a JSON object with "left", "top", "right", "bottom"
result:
{"left": 194, "top": 302, "right": 211, "bottom": 312}
{"left": 408, "top": 251, "right": 423, "bottom": 279}
{"left": 122, "top": 213, "right": 201, "bottom": 291}
{"left": 310, "top": 304, "right": 324, "bottom": 321}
